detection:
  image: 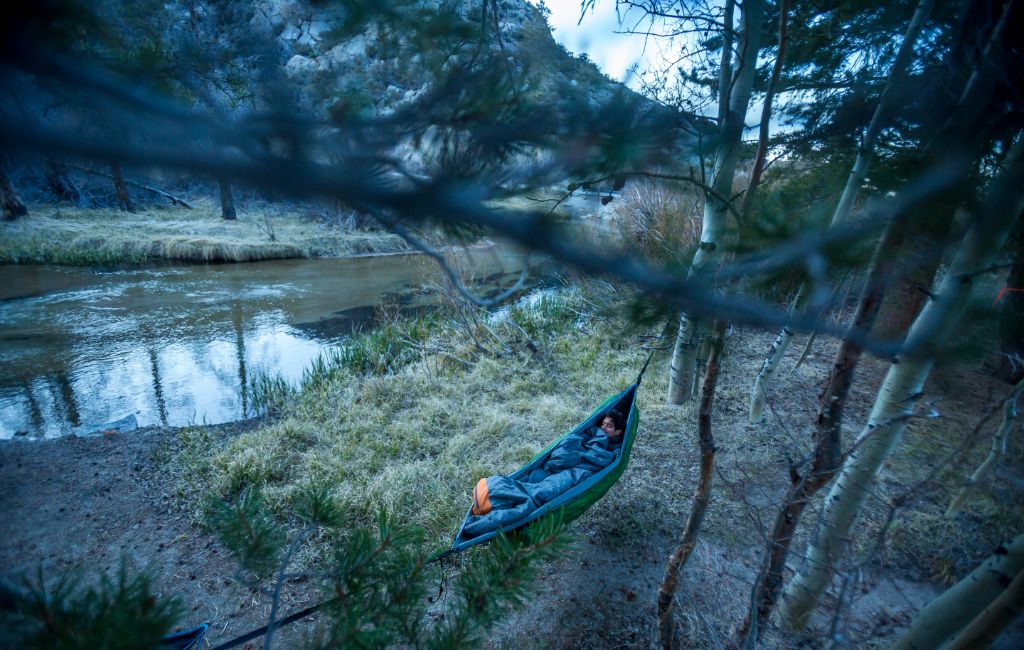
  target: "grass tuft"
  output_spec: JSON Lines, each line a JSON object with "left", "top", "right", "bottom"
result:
{"left": 0, "top": 200, "right": 409, "bottom": 266}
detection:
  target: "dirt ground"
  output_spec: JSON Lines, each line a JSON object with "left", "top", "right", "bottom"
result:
{"left": 0, "top": 420, "right": 321, "bottom": 648}
{"left": 2, "top": 327, "right": 1022, "bottom": 649}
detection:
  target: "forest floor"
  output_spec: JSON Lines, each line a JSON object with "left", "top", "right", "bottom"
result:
{"left": 0, "top": 199, "right": 409, "bottom": 266}
{"left": 2, "top": 285, "right": 1022, "bottom": 649}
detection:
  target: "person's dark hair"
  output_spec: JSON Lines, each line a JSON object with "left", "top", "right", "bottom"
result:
{"left": 604, "top": 409, "right": 625, "bottom": 431}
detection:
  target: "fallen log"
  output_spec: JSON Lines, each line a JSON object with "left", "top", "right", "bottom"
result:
{"left": 48, "top": 160, "right": 194, "bottom": 209}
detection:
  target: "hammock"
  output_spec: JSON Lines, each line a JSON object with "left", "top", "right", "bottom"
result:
{"left": 449, "top": 379, "right": 641, "bottom": 553}
{"left": 181, "top": 352, "right": 654, "bottom": 650}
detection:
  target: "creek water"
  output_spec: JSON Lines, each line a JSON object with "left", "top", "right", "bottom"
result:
{"left": 0, "top": 245, "right": 533, "bottom": 439}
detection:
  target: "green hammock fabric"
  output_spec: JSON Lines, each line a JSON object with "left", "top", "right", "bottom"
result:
{"left": 450, "top": 383, "right": 640, "bottom": 553}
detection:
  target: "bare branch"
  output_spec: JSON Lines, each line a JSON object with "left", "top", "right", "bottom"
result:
{"left": 372, "top": 212, "right": 529, "bottom": 307}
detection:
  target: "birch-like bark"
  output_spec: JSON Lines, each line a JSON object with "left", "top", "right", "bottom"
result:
{"left": 747, "top": 0, "right": 937, "bottom": 422}
{"left": 716, "top": 0, "right": 735, "bottom": 129}
{"left": 667, "top": 0, "right": 765, "bottom": 405}
{"left": 738, "top": 219, "right": 901, "bottom": 647}
{"left": 944, "top": 567, "right": 1024, "bottom": 650}
{"left": 658, "top": 321, "right": 725, "bottom": 649}
{"left": 668, "top": 313, "right": 698, "bottom": 404}
{"left": 778, "top": 139, "right": 1024, "bottom": 630}
{"left": 749, "top": 314, "right": 798, "bottom": 421}
{"left": 945, "top": 377, "right": 1024, "bottom": 518}
{"left": 891, "top": 534, "right": 1024, "bottom": 650}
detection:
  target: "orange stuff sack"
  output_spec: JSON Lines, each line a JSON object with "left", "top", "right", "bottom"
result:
{"left": 471, "top": 477, "right": 492, "bottom": 515}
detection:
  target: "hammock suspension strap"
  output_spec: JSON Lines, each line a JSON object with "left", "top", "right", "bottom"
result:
{"left": 635, "top": 320, "right": 672, "bottom": 387}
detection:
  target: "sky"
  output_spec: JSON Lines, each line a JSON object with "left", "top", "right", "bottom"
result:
{"left": 529, "top": 1, "right": 790, "bottom": 131}
{"left": 526, "top": 0, "right": 666, "bottom": 89}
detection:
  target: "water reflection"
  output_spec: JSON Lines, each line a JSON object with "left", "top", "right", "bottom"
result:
{"left": 0, "top": 248, "right": 527, "bottom": 439}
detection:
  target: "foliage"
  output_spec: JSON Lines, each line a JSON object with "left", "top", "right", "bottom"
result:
{"left": 0, "top": 563, "right": 182, "bottom": 649}
{"left": 248, "top": 312, "right": 443, "bottom": 418}
{"left": 2, "top": 0, "right": 1024, "bottom": 646}
{"left": 204, "top": 485, "right": 569, "bottom": 649}
{"left": 0, "top": 489, "right": 567, "bottom": 650}
{"left": 205, "top": 487, "right": 289, "bottom": 580}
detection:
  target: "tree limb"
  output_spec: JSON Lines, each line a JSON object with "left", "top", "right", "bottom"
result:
{"left": 49, "top": 160, "right": 194, "bottom": 208}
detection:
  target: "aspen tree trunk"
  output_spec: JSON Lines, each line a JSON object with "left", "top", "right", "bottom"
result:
{"left": 945, "top": 377, "right": 1024, "bottom": 517}
{"left": 658, "top": 321, "right": 726, "bottom": 649}
{"left": 945, "top": 567, "right": 1024, "bottom": 650}
{"left": 748, "top": 0, "right": 937, "bottom": 422}
{"left": 716, "top": 0, "right": 735, "bottom": 129}
{"left": 219, "top": 176, "right": 237, "bottom": 220}
{"left": 891, "top": 534, "right": 1024, "bottom": 650}
{"left": 111, "top": 161, "right": 134, "bottom": 212}
{"left": 778, "top": 140, "right": 1024, "bottom": 630}
{"left": 667, "top": 0, "right": 734, "bottom": 405}
{"left": 738, "top": 219, "right": 902, "bottom": 647}
{"left": 668, "top": 315, "right": 699, "bottom": 404}
{"left": 0, "top": 165, "right": 28, "bottom": 220}
{"left": 683, "top": 0, "right": 786, "bottom": 402}
{"left": 667, "top": 0, "right": 764, "bottom": 404}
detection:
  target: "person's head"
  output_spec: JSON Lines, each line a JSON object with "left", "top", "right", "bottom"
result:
{"left": 600, "top": 409, "right": 625, "bottom": 439}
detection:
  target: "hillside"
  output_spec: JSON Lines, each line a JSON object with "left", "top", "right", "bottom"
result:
{"left": 1, "top": 0, "right": 657, "bottom": 266}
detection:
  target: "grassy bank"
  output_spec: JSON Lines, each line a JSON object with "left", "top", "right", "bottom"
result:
{"left": 0, "top": 200, "right": 409, "bottom": 265}
{"left": 171, "top": 283, "right": 1024, "bottom": 599}
{"left": 173, "top": 287, "right": 653, "bottom": 549}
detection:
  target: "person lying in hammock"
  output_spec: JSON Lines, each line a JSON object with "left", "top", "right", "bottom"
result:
{"left": 461, "top": 409, "right": 626, "bottom": 539}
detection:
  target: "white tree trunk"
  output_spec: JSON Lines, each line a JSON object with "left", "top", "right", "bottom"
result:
{"left": 749, "top": 288, "right": 801, "bottom": 421}
{"left": 667, "top": 313, "right": 697, "bottom": 404}
{"left": 747, "top": 0, "right": 936, "bottom": 421}
{"left": 945, "top": 377, "right": 1024, "bottom": 518}
{"left": 667, "top": 0, "right": 765, "bottom": 404}
{"left": 778, "top": 140, "right": 1024, "bottom": 630}
{"left": 945, "top": 566, "right": 1024, "bottom": 650}
{"left": 890, "top": 534, "right": 1024, "bottom": 650}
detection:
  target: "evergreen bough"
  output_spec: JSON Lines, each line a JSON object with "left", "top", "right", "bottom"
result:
{"left": 2, "top": 483, "right": 568, "bottom": 649}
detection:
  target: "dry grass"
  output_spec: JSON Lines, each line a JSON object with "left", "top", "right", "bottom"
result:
{"left": 0, "top": 199, "right": 409, "bottom": 265}
{"left": 168, "top": 283, "right": 1023, "bottom": 647}
{"left": 611, "top": 178, "right": 703, "bottom": 266}
{"left": 173, "top": 286, "right": 652, "bottom": 546}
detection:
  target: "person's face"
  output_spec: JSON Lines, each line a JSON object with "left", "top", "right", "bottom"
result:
{"left": 600, "top": 416, "right": 622, "bottom": 438}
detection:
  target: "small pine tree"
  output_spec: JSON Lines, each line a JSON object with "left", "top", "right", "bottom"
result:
{"left": 0, "top": 563, "right": 182, "bottom": 649}
{"left": 204, "top": 484, "right": 569, "bottom": 648}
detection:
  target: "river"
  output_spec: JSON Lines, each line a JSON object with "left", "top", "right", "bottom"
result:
{"left": 0, "top": 245, "right": 536, "bottom": 439}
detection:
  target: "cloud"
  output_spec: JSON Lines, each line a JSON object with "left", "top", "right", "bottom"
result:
{"left": 528, "top": 0, "right": 654, "bottom": 86}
